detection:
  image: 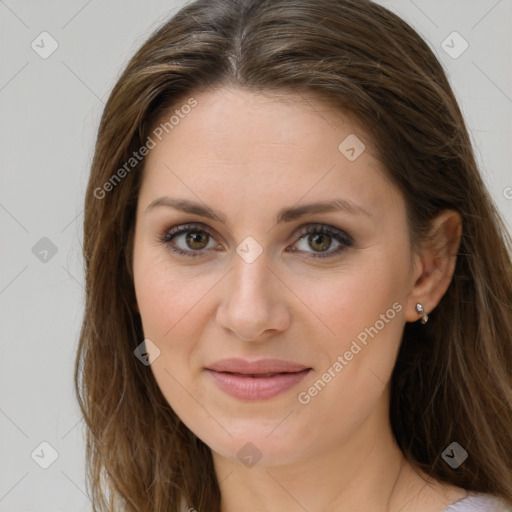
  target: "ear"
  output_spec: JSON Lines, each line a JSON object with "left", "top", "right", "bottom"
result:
{"left": 405, "top": 210, "right": 462, "bottom": 323}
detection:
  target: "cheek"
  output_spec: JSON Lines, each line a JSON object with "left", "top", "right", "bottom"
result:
{"left": 298, "top": 243, "right": 409, "bottom": 408}
{"left": 132, "top": 247, "right": 214, "bottom": 424}
{"left": 133, "top": 242, "right": 208, "bottom": 341}
{"left": 132, "top": 243, "right": 226, "bottom": 403}
{"left": 305, "top": 246, "right": 409, "bottom": 357}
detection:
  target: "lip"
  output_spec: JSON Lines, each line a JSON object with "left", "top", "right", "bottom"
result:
{"left": 204, "top": 358, "right": 312, "bottom": 401}
{"left": 206, "top": 358, "right": 310, "bottom": 374}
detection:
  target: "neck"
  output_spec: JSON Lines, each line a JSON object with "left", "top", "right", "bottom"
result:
{"left": 212, "top": 393, "right": 429, "bottom": 512}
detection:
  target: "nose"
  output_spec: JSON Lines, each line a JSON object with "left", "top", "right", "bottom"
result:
{"left": 215, "top": 252, "right": 291, "bottom": 342}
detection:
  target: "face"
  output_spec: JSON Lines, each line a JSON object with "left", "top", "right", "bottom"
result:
{"left": 132, "top": 86, "right": 417, "bottom": 467}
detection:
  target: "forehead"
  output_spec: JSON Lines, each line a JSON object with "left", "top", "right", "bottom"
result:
{"left": 138, "top": 86, "right": 400, "bottom": 223}
{"left": 150, "top": 86, "right": 370, "bottom": 158}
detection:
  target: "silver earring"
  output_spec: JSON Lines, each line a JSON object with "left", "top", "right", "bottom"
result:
{"left": 416, "top": 303, "right": 429, "bottom": 324}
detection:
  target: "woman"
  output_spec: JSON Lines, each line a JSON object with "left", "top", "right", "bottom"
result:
{"left": 75, "top": 0, "right": 512, "bottom": 510}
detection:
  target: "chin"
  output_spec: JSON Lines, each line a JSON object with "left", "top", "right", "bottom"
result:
{"left": 192, "top": 419, "right": 311, "bottom": 468}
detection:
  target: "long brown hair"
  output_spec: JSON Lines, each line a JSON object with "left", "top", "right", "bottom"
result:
{"left": 75, "top": 0, "right": 512, "bottom": 510}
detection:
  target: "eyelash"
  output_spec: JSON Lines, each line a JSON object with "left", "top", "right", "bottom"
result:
{"left": 159, "top": 222, "right": 354, "bottom": 260}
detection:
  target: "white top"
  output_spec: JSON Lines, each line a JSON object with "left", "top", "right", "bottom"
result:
{"left": 180, "top": 492, "right": 512, "bottom": 511}
{"left": 442, "top": 493, "right": 512, "bottom": 511}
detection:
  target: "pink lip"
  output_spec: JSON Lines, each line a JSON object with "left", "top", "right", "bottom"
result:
{"left": 204, "top": 358, "right": 312, "bottom": 401}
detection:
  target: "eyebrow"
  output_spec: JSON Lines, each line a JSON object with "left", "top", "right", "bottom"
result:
{"left": 145, "top": 197, "right": 372, "bottom": 223}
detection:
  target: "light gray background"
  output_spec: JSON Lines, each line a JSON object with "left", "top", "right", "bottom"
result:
{"left": 0, "top": 1, "right": 511, "bottom": 510}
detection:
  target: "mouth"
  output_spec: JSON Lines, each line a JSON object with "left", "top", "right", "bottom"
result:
{"left": 205, "top": 357, "right": 311, "bottom": 374}
{"left": 225, "top": 372, "right": 296, "bottom": 378}
{"left": 204, "top": 359, "right": 312, "bottom": 401}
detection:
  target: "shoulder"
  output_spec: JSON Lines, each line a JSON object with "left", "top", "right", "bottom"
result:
{"left": 442, "top": 492, "right": 512, "bottom": 511}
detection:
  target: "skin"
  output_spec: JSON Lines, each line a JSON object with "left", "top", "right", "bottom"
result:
{"left": 132, "top": 86, "right": 466, "bottom": 511}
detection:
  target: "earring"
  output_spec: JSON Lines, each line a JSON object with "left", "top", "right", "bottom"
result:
{"left": 415, "top": 303, "right": 429, "bottom": 324}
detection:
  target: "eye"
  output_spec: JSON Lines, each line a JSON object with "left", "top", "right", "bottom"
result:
{"left": 288, "top": 223, "right": 353, "bottom": 259}
{"left": 159, "top": 222, "right": 353, "bottom": 259}
{"left": 159, "top": 223, "right": 219, "bottom": 258}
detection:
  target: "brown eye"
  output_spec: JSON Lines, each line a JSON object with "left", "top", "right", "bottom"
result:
{"left": 160, "top": 222, "right": 353, "bottom": 260}
{"left": 185, "top": 231, "right": 210, "bottom": 251}
{"left": 290, "top": 224, "right": 353, "bottom": 259}
{"left": 307, "top": 233, "right": 332, "bottom": 253}
{"left": 160, "top": 224, "right": 217, "bottom": 258}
